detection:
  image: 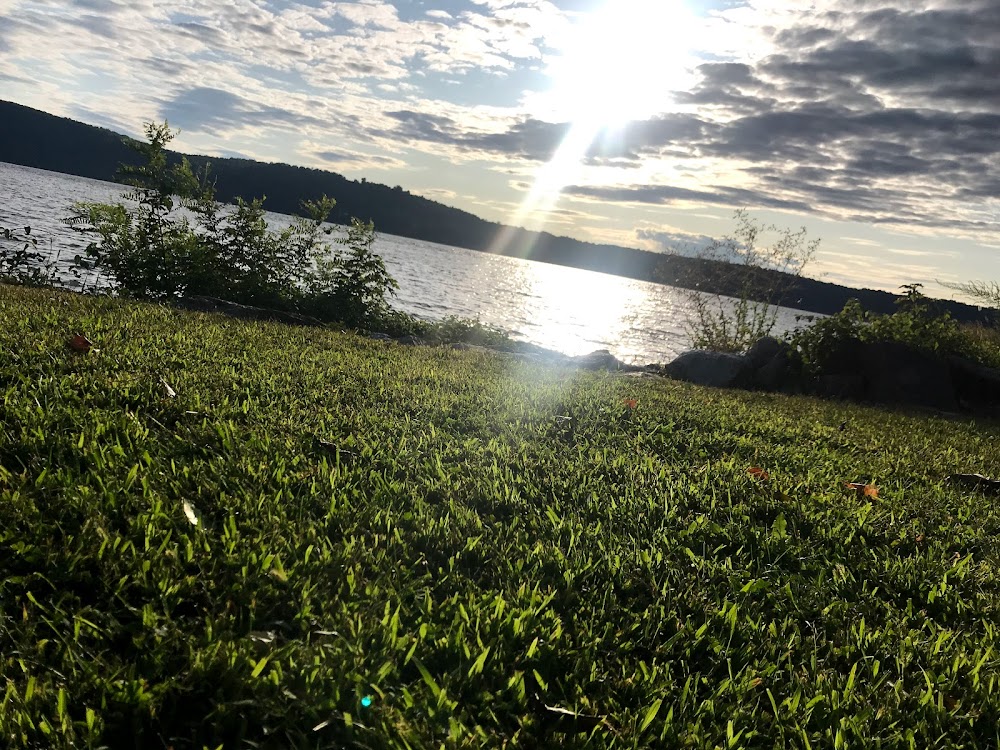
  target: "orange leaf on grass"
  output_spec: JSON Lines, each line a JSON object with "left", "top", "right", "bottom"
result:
{"left": 747, "top": 467, "right": 770, "bottom": 481}
{"left": 624, "top": 399, "right": 638, "bottom": 410}
{"left": 845, "top": 482, "right": 879, "bottom": 498}
{"left": 68, "top": 334, "right": 92, "bottom": 353}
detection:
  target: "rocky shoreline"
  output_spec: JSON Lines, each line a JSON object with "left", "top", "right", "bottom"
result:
{"left": 386, "top": 333, "right": 1000, "bottom": 417}
{"left": 174, "top": 295, "right": 1000, "bottom": 416}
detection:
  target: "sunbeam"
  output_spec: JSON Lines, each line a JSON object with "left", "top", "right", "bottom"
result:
{"left": 493, "top": 0, "right": 699, "bottom": 253}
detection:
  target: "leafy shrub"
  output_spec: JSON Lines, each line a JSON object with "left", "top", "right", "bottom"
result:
{"left": 790, "top": 284, "right": 992, "bottom": 373}
{"left": 679, "top": 210, "right": 819, "bottom": 353}
{"left": 303, "top": 216, "right": 398, "bottom": 328}
{"left": 0, "top": 224, "right": 58, "bottom": 287}
{"left": 953, "top": 322, "right": 1000, "bottom": 370}
{"left": 417, "top": 315, "right": 510, "bottom": 348}
{"left": 68, "top": 123, "right": 202, "bottom": 300}
{"left": 68, "top": 122, "right": 397, "bottom": 327}
{"left": 685, "top": 292, "right": 783, "bottom": 354}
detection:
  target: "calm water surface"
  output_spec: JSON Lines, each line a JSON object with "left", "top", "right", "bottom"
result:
{"left": 1, "top": 162, "right": 811, "bottom": 364}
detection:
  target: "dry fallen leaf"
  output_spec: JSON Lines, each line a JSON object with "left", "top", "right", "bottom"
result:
{"left": 748, "top": 467, "right": 770, "bottom": 481}
{"left": 160, "top": 378, "right": 177, "bottom": 398}
{"left": 314, "top": 438, "right": 357, "bottom": 463}
{"left": 541, "top": 704, "right": 607, "bottom": 733}
{"left": 248, "top": 630, "right": 278, "bottom": 644}
{"left": 947, "top": 473, "right": 1000, "bottom": 494}
{"left": 624, "top": 399, "right": 638, "bottom": 410}
{"left": 68, "top": 334, "right": 92, "bottom": 353}
{"left": 845, "top": 482, "right": 879, "bottom": 498}
{"left": 315, "top": 438, "right": 339, "bottom": 454}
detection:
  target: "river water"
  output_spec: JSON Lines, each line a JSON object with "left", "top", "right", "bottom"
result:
{"left": 0, "top": 162, "right": 813, "bottom": 364}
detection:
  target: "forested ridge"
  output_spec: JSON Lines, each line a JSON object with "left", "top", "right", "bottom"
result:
{"left": 1, "top": 99, "right": 992, "bottom": 322}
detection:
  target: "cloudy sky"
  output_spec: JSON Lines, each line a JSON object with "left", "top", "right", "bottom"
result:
{"left": 1, "top": 0, "right": 998, "bottom": 297}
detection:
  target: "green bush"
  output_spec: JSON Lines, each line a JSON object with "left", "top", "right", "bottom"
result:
{"left": 956, "top": 322, "right": 1000, "bottom": 369}
{"left": 67, "top": 122, "right": 397, "bottom": 327}
{"left": 303, "top": 216, "right": 398, "bottom": 328}
{"left": 0, "top": 224, "right": 57, "bottom": 287}
{"left": 790, "top": 284, "right": 993, "bottom": 373}
{"left": 417, "top": 315, "right": 510, "bottom": 348}
{"left": 679, "top": 210, "right": 819, "bottom": 353}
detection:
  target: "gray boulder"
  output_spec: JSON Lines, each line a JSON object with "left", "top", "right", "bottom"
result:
{"left": 859, "top": 341, "right": 957, "bottom": 410}
{"left": 664, "top": 350, "right": 749, "bottom": 388}
{"left": 817, "top": 374, "right": 866, "bottom": 400}
{"left": 948, "top": 356, "right": 1000, "bottom": 406}
{"left": 817, "top": 336, "right": 867, "bottom": 375}
{"left": 744, "top": 337, "right": 800, "bottom": 392}
{"left": 574, "top": 349, "right": 627, "bottom": 371}
{"left": 753, "top": 346, "right": 798, "bottom": 392}
{"left": 745, "top": 336, "right": 784, "bottom": 370}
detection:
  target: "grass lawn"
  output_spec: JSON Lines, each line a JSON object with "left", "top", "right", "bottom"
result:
{"left": 1, "top": 284, "right": 999, "bottom": 749}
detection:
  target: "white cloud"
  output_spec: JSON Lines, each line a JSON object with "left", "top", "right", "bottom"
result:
{"left": 1, "top": 0, "right": 999, "bottom": 290}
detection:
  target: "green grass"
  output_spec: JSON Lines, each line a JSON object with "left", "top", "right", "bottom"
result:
{"left": 2, "top": 284, "right": 1000, "bottom": 749}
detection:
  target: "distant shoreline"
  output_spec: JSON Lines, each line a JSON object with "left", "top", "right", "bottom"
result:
{"left": 1, "top": 99, "right": 995, "bottom": 325}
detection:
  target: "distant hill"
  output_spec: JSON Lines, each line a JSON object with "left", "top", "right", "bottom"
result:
{"left": 1, "top": 99, "right": 994, "bottom": 323}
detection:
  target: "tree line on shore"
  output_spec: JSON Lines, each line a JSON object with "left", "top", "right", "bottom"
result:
{"left": 1, "top": 98, "right": 995, "bottom": 324}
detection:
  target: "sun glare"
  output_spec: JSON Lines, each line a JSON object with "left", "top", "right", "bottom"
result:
{"left": 495, "top": 0, "right": 698, "bottom": 243}
{"left": 547, "top": 0, "right": 698, "bottom": 128}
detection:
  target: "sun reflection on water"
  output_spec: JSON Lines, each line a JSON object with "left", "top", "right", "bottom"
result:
{"left": 510, "top": 261, "right": 663, "bottom": 361}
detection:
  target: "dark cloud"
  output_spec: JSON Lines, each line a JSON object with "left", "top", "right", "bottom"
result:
{"left": 70, "top": 105, "right": 137, "bottom": 137}
{"left": 566, "top": 183, "right": 814, "bottom": 214}
{"left": 383, "top": 110, "right": 569, "bottom": 160}
{"left": 673, "top": 62, "right": 778, "bottom": 113}
{"left": 315, "top": 150, "right": 353, "bottom": 162}
{"left": 473, "top": 118, "right": 569, "bottom": 161}
{"left": 72, "top": 13, "right": 117, "bottom": 39}
{"left": 372, "top": 0, "right": 1000, "bottom": 233}
{"left": 381, "top": 111, "right": 708, "bottom": 163}
{"left": 0, "top": 71, "right": 31, "bottom": 84}
{"left": 69, "top": 0, "right": 128, "bottom": 12}
{"left": 163, "top": 8, "right": 308, "bottom": 61}
{"left": 384, "top": 109, "right": 468, "bottom": 144}
{"left": 560, "top": 0, "right": 1000, "bottom": 232}
{"left": 139, "top": 56, "right": 195, "bottom": 77}
{"left": 160, "top": 87, "right": 325, "bottom": 133}
{"left": 173, "top": 21, "right": 223, "bottom": 45}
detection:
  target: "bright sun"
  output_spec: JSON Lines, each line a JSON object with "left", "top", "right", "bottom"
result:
{"left": 496, "top": 0, "right": 699, "bottom": 239}
{"left": 547, "top": 0, "right": 698, "bottom": 129}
